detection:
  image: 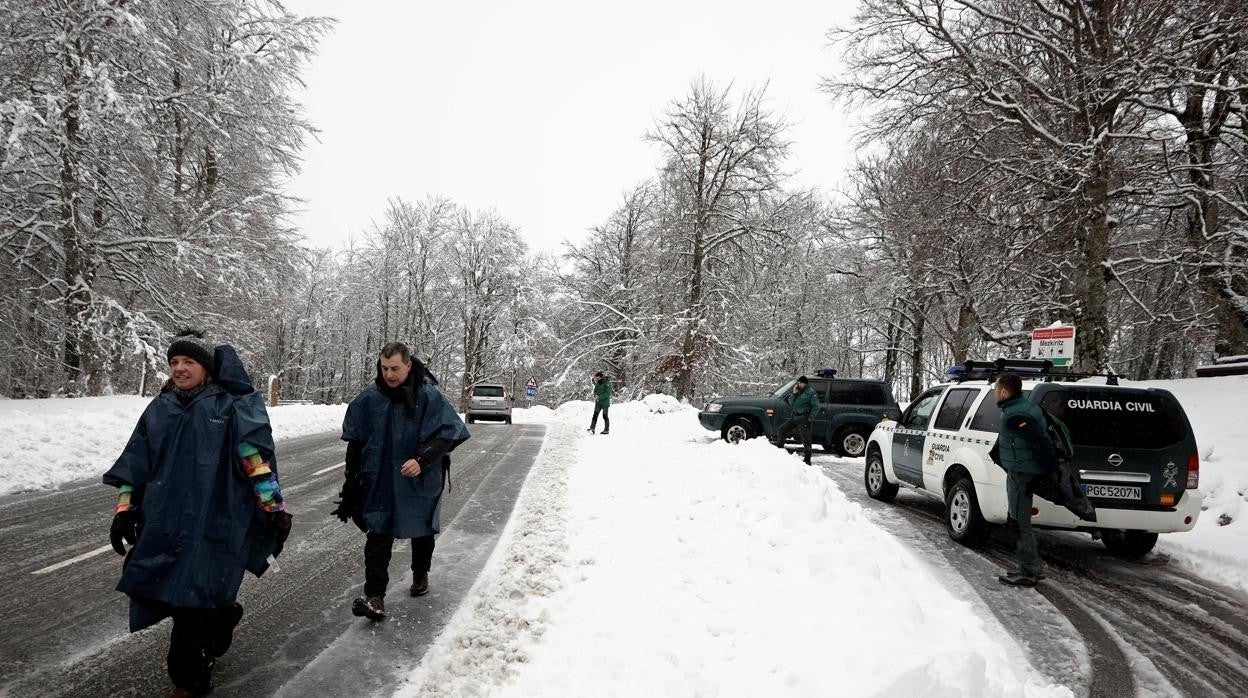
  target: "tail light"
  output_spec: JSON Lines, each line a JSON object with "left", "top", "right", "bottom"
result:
{"left": 1185, "top": 452, "right": 1199, "bottom": 489}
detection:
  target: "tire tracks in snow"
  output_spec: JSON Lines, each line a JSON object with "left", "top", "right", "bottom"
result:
{"left": 819, "top": 457, "right": 1248, "bottom": 697}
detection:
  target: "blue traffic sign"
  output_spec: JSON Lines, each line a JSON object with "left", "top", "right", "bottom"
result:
{"left": 525, "top": 386, "right": 537, "bottom": 398}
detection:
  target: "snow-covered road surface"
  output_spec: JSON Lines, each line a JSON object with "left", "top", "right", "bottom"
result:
{"left": 0, "top": 424, "right": 545, "bottom": 697}
{"left": 818, "top": 455, "right": 1248, "bottom": 697}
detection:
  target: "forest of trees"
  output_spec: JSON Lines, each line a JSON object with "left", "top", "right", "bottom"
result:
{"left": 2, "top": 0, "right": 1245, "bottom": 406}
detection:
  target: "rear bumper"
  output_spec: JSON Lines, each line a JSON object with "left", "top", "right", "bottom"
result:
{"left": 1033, "top": 489, "right": 1203, "bottom": 533}
{"left": 698, "top": 412, "right": 725, "bottom": 432}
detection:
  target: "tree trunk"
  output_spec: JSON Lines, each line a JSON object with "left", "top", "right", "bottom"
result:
{"left": 675, "top": 224, "right": 705, "bottom": 401}
{"left": 950, "top": 301, "right": 975, "bottom": 364}
{"left": 59, "top": 37, "right": 94, "bottom": 395}
{"left": 1070, "top": 147, "right": 1112, "bottom": 373}
{"left": 883, "top": 306, "right": 901, "bottom": 387}
{"left": 908, "top": 304, "right": 926, "bottom": 402}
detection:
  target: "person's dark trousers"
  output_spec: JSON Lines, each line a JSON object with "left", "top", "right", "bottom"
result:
{"left": 773, "top": 416, "right": 813, "bottom": 463}
{"left": 167, "top": 604, "right": 242, "bottom": 695}
{"left": 1005, "top": 471, "right": 1043, "bottom": 576}
{"left": 364, "top": 533, "right": 437, "bottom": 598}
{"left": 590, "top": 403, "right": 610, "bottom": 432}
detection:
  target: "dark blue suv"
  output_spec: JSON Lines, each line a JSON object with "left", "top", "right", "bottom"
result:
{"left": 698, "top": 374, "right": 902, "bottom": 457}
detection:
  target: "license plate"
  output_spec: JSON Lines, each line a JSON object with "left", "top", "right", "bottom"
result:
{"left": 1082, "top": 484, "right": 1141, "bottom": 500}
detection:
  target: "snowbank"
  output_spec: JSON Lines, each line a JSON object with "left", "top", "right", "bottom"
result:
{"left": 1130, "top": 375, "right": 1248, "bottom": 592}
{"left": 0, "top": 395, "right": 346, "bottom": 496}
{"left": 400, "top": 396, "right": 1068, "bottom": 697}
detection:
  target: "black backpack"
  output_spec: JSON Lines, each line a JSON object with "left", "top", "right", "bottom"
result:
{"left": 1033, "top": 408, "right": 1097, "bottom": 522}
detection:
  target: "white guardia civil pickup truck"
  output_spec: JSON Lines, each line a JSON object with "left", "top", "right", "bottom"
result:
{"left": 863, "top": 360, "right": 1203, "bottom": 558}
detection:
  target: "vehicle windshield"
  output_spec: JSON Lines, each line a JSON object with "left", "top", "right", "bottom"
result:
{"left": 1039, "top": 388, "right": 1187, "bottom": 449}
{"left": 473, "top": 386, "right": 505, "bottom": 397}
{"left": 772, "top": 379, "right": 797, "bottom": 398}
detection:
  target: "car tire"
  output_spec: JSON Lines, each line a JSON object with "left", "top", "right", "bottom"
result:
{"left": 1101, "top": 530, "right": 1158, "bottom": 558}
{"left": 836, "top": 427, "right": 869, "bottom": 458}
{"left": 722, "top": 417, "right": 756, "bottom": 444}
{"left": 945, "top": 477, "right": 989, "bottom": 546}
{"left": 864, "top": 449, "right": 898, "bottom": 502}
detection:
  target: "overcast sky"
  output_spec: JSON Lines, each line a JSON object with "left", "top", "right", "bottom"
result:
{"left": 280, "top": 0, "right": 860, "bottom": 255}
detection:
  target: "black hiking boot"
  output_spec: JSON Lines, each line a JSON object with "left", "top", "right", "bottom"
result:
{"left": 997, "top": 571, "right": 1040, "bottom": 587}
{"left": 410, "top": 572, "right": 429, "bottom": 597}
{"left": 352, "top": 596, "right": 386, "bottom": 621}
{"left": 600, "top": 429, "right": 609, "bottom": 435}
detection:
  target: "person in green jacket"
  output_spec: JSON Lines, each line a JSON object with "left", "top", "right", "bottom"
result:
{"left": 993, "top": 371, "right": 1059, "bottom": 588}
{"left": 772, "top": 375, "right": 819, "bottom": 464}
{"left": 589, "top": 371, "right": 613, "bottom": 434}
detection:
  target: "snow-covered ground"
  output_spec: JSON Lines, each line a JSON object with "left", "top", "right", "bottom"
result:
{"left": 0, "top": 395, "right": 347, "bottom": 495}
{"left": 2, "top": 375, "right": 1244, "bottom": 695}
{"left": 399, "top": 398, "right": 1070, "bottom": 697}
{"left": 1129, "top": 375, "right": 1248, "bottom": 592}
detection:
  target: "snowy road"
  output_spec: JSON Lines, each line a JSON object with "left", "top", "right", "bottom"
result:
{"left": 0, "top": 423, "right": 545, "bottom": 697}
{"left": 816, "top": 454, "right": 1248, "bottom": 698}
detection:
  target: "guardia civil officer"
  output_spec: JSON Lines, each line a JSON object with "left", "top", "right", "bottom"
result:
{"left": 588, "top": 371, "right": 613, "bottom": 434}
{"left": 993, "top": 371, "right": 1059, "bottom": 587}
{"left": 772, "top": 375, "right": 818, "bottom": 465}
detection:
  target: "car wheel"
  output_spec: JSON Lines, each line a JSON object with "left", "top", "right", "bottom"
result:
{"left": 836, "top": 427, "right": 869, "bottom": 458}
{"left": 946, "top": 478, "right": 989, "bottom": 546}
{"left": 1101, "top": 530, "right": 1158, "bottom": 558}
{"left": 864, "top": 449, "right": 898, "bottom": 502}
{"left": 723, "top": 417, "right": 756, "bottom": 444}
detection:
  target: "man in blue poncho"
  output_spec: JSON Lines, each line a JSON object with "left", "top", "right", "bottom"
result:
{"left": 332, "top": 342, "right": 470, "bottom": 621}
{"left": 104, "top": 330, "right": 292, "bottom": 697}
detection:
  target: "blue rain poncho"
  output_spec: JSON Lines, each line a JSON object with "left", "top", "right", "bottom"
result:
{"left": 104, "top": 345, "right": 280, "bottom": 631}
{"left": 341, "top": 372, "right": 469, "bottom": 539}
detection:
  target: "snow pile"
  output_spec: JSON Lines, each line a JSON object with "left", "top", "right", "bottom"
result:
{"left": 0, "top": 395, "right": 346, "bottom": 496}
{"left": 1134, "top": 375, "right": 1248, "bottom": 592}
{"left": 268, "top": 401, "right": 348, "bottom": 441}
{"left": 0, "top": 396, "right": 153, "bottom": 495}
{"left": 397, "top": 421, "right": 578, "bottom": 694}
{"left": 400, "top": 397, "right": 1068, "bottom": 697}
{"left": 511, "top": 404, "right": 555, "bottom": 423}
{"left": 640, "top": 392, "right": 686, "bottom": 413}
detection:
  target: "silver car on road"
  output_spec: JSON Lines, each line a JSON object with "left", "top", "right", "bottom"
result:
{"left": 466, "top": 383, "right": 513, "bottom": 424}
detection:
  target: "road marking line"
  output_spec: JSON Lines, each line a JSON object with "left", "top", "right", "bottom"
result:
{"left": 312, "top": 462, "right": 345, "bottom": 476}
{"left": 32, "top": 544, "right": 113, "bottom": 575}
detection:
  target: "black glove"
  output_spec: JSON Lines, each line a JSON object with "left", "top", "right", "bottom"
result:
{"left": 110, "top": 509, "right": 139, "bottom": 556}
{"left": 330, "top": 477, "right": 361, "bottom": 522}
{"left": 266, "top": 510, "right": 292, "bottom": 546}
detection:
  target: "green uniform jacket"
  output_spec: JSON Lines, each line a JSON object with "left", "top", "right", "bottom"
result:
{"left": 790, "top": 385, "right": 819, "bottom": 418}
{"left": 594, "top": 379, "right": 613, "bottom": 407}
{"left": 997, "top": 395, "right": 1058, "bottom": 476}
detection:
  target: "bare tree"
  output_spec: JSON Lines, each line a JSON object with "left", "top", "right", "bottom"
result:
{"left": 646, "top": 78, "right": 793, "bottom": 398}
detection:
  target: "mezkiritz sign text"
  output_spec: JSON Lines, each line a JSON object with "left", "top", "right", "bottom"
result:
{"left": 1030, "top": 325, "right": 1076, "bottom": 367}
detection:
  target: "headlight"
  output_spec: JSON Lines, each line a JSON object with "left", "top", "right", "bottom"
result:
{"left": 705, "top": 403, "right": 723, "bottom": 413}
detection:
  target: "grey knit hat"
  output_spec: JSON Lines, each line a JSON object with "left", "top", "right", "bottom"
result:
{"left": 167, "top": 329, "right": 216, "bottom": 374}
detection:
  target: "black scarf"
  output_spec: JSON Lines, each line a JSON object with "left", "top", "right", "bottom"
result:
{"left": 174, "top": 384, "right": 208, "bottom": 406}
{"left": 375, "top": 357, "right": 435, "bottom": 415}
